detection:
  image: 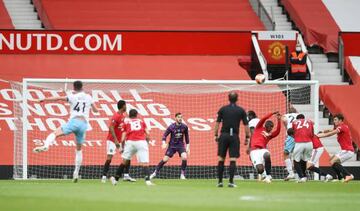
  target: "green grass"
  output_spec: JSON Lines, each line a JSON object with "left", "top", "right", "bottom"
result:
{"left": 1, "top": 179, "right": 360, "bottom": 211}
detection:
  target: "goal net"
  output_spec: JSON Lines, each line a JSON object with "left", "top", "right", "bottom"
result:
{"left": 11, "top": 79, "right": 319, "bottom": 180}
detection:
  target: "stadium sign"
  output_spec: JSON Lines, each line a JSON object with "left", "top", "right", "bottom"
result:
{"left": 0, "top": 31, "right": 122, "bottom": 54}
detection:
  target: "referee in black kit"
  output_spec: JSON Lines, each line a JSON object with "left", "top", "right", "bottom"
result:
{"left": 214, "top": 91, "right": 250, "bottom": 188}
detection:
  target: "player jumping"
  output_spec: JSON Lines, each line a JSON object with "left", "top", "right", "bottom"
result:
{"left": 282, "top": 107, "right": 299, "bottom": 181}
{"left": 247, "top": 112, "right": 281, "bottom": 183}
{"left": 33, "top": 80, "right": 99, "bottom": 183}
{"left": 150, "top": 112, "right": 190, "bottom": 180}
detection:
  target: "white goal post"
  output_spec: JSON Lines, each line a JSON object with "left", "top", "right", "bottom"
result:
{"left": 12, "top": 78, "right": 319, "bottom": 180}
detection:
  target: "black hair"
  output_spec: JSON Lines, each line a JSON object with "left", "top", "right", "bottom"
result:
{"left": 117, "top": 100, "right": 126, "bottom": 110}
{"left": 248, "top": 110, "right": 257, "bottom": 120}
{"left": 334, "top": 113, "right": 344, "bottom": 121}
{"left": 287, "top": 128, "right": 294, "bottom": 136}
{"left": 265, "top": 120, "right": 274, "bottom": 129}
{"left": 228, "top": 92, "right": 238, "bottom": 103}
{"left": 129, "top": 109, "right": 138, "bottom": 118}
{"left": 175, "top": 112, "right": 182, "bottom": 117}
{"left": 73, "top": 80, "right": 83, "bottom": 91}
{"left": 296, "top": 114, "right": 305, "bottom": 119}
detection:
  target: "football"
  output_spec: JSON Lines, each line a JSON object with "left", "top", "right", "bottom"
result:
{"left": 255, "top": 74, "right": 266, "bottom": 84}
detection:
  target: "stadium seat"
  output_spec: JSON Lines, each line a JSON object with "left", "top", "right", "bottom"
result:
{"left": 282, "top": 0, "right": 340, "bottom": 53}
{"left": 33, "top": 0, "right": 264, "bottom": 30}
{"left": 0, "top": 0, "right": 13, "bottom": 29}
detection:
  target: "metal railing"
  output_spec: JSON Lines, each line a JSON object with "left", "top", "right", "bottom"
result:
{"left": 297, "top": 33, "right": 314, "bottom": 76}
{"left": 251, "top": 34, "right": 269, "bottom": 78}
{"left": 250, "top": 0, "right": 276, "bottom": 30}
{"left": 338, "top": 35, "right": 344, "bottom": 76}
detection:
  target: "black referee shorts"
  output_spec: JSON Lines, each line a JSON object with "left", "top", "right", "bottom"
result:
{"left": 217, "top": 133, "right": 240, "bottom": 158}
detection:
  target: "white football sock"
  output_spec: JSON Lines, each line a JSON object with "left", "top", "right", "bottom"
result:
{"left": 44, "top": 133, "right": 56, "bottom": 148}
{"left": 74, "top": 150, "right": 83, "bottom": 177}
{"left": 285, "top": 158, "right": 293, "bottom": 174}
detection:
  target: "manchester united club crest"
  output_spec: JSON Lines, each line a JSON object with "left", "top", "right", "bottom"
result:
{"left": 268, "top": 42, "right": 286, "bottom": 60}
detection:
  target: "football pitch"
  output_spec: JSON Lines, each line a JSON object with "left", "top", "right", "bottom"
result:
{"left": 1, "top": 179, "right": 359, "bottom": 211}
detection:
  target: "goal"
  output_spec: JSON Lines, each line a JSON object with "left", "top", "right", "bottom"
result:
{"left": 11, "top": 79, "right": 319, "bottom": 180}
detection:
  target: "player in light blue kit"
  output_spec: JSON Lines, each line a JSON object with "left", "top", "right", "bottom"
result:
{"left": 282, "top": 107, "right": 299, "bottom": 181}
{"left": 33, "top": 80, "right": 98, "bottom": 182}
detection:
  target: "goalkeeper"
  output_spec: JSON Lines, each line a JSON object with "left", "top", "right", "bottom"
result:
{"left": 150, "top": 113, "right": 190, "bottom": 179}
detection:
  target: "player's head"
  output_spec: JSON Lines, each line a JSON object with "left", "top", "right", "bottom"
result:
{"left": 288, "top": 106, "right": 297, "bottom": 114}
{"left": 117, "top": 100, "right": 126, "bottom": 111}
{"left": 296, "top": 114, "right": 305, "bottom": 119}
{"left": 333, "top": 113, "right": 344, "bottom": 126}
{"left": 228, "top": 91, "right": 238, "bottom": 103}
{"left": 175, "top": 112, "right": 182, "bottom": 124}
{"left": 129, "top": 109, "right": 138, "bottom": 118}
{"left": 247, "top": 110, "right": 257, "bottom": 121}
{"left": 264, "top": 120, "right": 274, "bottom": 132}
{"left": 73, "top": 80, "right": 83, "bottom": 91}
{"left": 296, "top": 43, "right": 301, "bottom": 52}
{"left": 287, "top": 128, "right": 294, "bottom": 137}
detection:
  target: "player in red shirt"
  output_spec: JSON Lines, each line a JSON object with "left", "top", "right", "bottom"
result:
{"left": 101, "top": 100, "right": 135, "bottom": 183}
{"left": 292, "top": 114, "right": 314, "bottom": 183}
{"left": 305, "top": 135, "right": 331, "bottom": 179}
{"left": 247, "top": 111, "right": 281, "bottom": 183}
{"left": 318, "top": 113, "right": 354, "bottom": 183}
{"left": 110, "top": 109, "right": 154, "bottom": 186}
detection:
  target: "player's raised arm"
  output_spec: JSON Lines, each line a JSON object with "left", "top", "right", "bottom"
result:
{"left": 255, "top": 112, "right": 274, "bottom": 129}
{"left": 270, "top": 113, "right": 282, "bottom": 138}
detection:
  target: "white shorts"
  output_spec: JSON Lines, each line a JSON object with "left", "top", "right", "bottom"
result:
{"left": 106, "top": 140, "right": 119, "bottom": 155}
{"left": 250, "top": 149, "right": 269, "bottom": 166}
{"left": 293, "top": 142, "right": 313, "bottom": 162}
{"left": 122, "top": 140, "right": 149, "bottom": 163}
{"left": 308, "top": 147, "right": 324, "bottom": 165}
{"left": 335, "top": 150, "right": 355, "bottom": 163}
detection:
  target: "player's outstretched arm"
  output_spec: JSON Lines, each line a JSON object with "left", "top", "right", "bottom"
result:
{"left": 317, "top": 129, "right": 338, "bottom": 138}
{"left": 185, "top": 126, "right": 190, "bottom": 154}
{"left": 37, "top": 96, "right": 67, "bottom": 103}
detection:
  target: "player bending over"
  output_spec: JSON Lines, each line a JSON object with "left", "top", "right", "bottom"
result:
{"left": 317, "top": 113, "right": 355, "bottom": 183}
{"left": 33, "top": 81, "right": 99, "bottom": 183}
{"left": 282, "top": 107, "right": 299, "bottom": 181}
{"left": 111, "top": 109, "right": 154, "bottom": 186}
{"left": 101, "top": 100, "right": 136, "bottom": 183}
{"left": 247, "top": 112, "right": 281, "bottom": 183}
{"left": 306, "top": 134, "right": 332, "bottom": 179}
{"left": 150, "top": 113, "right": 190, "bottom": 180}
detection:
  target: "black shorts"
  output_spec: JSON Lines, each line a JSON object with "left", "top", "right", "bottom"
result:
{"left": 217, "top": 133, "right": 240, "bottom": 158}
